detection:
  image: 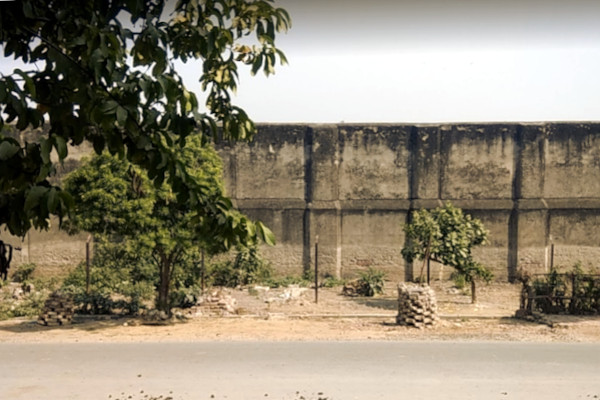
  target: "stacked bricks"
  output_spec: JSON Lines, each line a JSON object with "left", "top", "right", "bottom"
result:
{"left": 38, "top": 291, "right": 74, "bottom": 326}
{"left": 196, "top": 289, "right": 237, "bottom": 316}
{"left": 396, "top": 283, "right": 439, "bottom": 328}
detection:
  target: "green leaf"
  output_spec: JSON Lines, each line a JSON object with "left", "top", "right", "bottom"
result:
{"left": 47, "top": 188, "right": 59, "bottom": 212}
{"left": 251, "top": 54, "right": 262, "bottom": 76}
{"left": 54, "top": 136, "right": 68, "bottom": 160}
{"left": 116, "top": 106, "right": 127, "bottom": 125}
{"left": 0, "top": 140, "right": 19, "bottom": 160}
{"left": 24, "top": 186, "right": 48, "bottom": 211}
{"left": 40, "top": 138, "right": 52, "bottom": 164}
{"left": 257, "top": 222, "right": 276, "bottom": 246}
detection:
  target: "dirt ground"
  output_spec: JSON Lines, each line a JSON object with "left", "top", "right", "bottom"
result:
{"left": 1, "top": 280, "right": 599, "bottom": 343}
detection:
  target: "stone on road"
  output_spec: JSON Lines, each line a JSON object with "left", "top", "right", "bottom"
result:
{"left": 0, "top": 341, "right": 599, "bottom": 399}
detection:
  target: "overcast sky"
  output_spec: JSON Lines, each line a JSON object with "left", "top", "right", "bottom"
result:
{"left": 181, "top": 0, "right": 600, "bottom": 124}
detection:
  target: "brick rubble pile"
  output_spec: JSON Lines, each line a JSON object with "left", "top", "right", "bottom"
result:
{"left": 38, "top": 291, "right": 74, "bottom": 326}
{"left": 396, "top": 283, "right": 439, "bottom": 328}
{"left": 196, "top": 289, "right": 237, "bottom": 316}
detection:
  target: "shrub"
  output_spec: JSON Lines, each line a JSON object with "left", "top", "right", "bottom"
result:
{"left": 170, "top": 285, "right": 202, "bottom": 309}
{"left": 11, "top": 263, "right": 36, "bottom": 283}
{"left": 209, "top": 246, "right": 272, "bottom": 287}
{"left": 357, "top": 267, "right": 386, "bottom": 297}
{"left": 569, "top": 264, "right": 600, "bottom": 314}
{"left": 532, "top": 268, "right": 568, "bottom": 314}
{"left": 451, "top": 271, "right": 467, "bottom": 290}
{"left": 263, "top": 275, "right": 311, "bottom": 289}
{"left": 61, "top": 260, "right": 155, "bottom": 315}
{"left": 320, "top": 274, "right": 346, "bottom": 288}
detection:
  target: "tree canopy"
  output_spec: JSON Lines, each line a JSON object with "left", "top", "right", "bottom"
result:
{"left": 401, "top": 203, "right": 492, "bottom": 302}
{"left": 0, "top": 0, "right": 290, "bottom": 239}
{"left": 64, "top": 135, "right": 261, "bottom": 312}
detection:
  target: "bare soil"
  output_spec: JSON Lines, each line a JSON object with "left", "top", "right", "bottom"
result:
{"left": 1, "top": 281, "right": 599, "bottom": 343}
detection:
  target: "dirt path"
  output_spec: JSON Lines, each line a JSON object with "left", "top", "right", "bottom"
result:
{"left": 1, "top": 281, "right": 599, "bottom": 343}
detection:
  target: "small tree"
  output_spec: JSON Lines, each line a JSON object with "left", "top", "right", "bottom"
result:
{"left": 64, "top": 134, "right": 273, "bottom": 314}
{"left": 401, "top": 203, "right": 492, "bottom": 303}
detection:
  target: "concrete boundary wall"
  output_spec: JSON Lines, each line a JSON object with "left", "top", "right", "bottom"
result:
{"left": 3, "top": 122, "right": 600, "bottom": 282}
{"left": 219, "top": 122, "right": 600, "bottom": 281}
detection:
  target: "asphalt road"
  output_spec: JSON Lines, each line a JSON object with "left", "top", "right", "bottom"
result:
{"left": 0, "top": 341, "right": 599, "bottom": 400}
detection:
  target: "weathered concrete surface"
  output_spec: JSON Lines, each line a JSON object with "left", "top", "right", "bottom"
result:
{"left": 4, "top": 123, "right": 600, "bottom": 282}
{"left": 221, "top": 123, "right": 600, "bottom": 281}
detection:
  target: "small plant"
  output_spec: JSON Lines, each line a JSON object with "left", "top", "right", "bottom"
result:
{"left": 11, "top": 263, "right": 36, "bottom": 283}
{"left": 569, "top": 263, "right": 600, "bottom": 314}
{"left": 208, "top": 245, "right": 273, "bottom": 288}
{"left": 451, "top": 271, "right": 467, "bottom": 290}
{"left": 321, "top": 275, "right": 346, "bottom": 288}
{"left": 357, "top": 267, "right": 386, "bottom": 297}
{"left": 170, "top": 285, "right": 202, "bottom": 309}
{"left": 263, "top": 275, "right": 312, "bottom": 289}
{"left": 532, "top": 268, "right": 568, "bottom": 314}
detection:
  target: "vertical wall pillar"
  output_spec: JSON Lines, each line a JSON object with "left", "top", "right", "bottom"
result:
{"left": 305, "top": 125, "right": 343, "bottom": 278}
{"left": 302, "top": 127, "right": 314, "bottom": 275}
{"left": 507, "top": 125, "right": 523, "bottom": 281}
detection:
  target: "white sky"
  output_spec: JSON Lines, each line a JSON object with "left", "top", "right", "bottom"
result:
{"left": 181, "top": 0, "right": 600, "bottom": 123}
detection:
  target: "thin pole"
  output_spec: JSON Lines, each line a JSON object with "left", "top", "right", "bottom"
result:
{"left": 427, "top": 258, "right": 430, "bottom": 285}
{"left": 85, "top": 234, "right": 91, "bottom": 294}
{"left": 315, "top": 235, "right": 319, "bottom": 304}
{"left": 201, "top": 249, "right": 206, "bottom": 294}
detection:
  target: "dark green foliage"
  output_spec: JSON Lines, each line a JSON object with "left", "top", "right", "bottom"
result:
{"left": 263, "top": 275, "right": 312, "bottom": 289}
{"left": 320, "top": 274, "right": 346, "bottom": 288}
{"left": 0, "top": 290, "right": 47, "bottom": 320}
{"left": 63, "top": 137, "right": 274, "bottom": 313}
{"left": 532, "top": 264, "right": 600, "bottom": 315}
{"left": 209, "top": 246, "right": 273, "bottom": 288}
{"left": 356, "top": 267, "right": 386, "bottom": 297}
{"left": 570, "top": 265, "right": 600, "bottom": 314}
{"left": 62, "top": 261, "right": 156, "bottom": 315}
{"left": 532, "top": 268, "right": 568, "bottom": 314}
{"left": 169, "top": 285, "right": 203, "bottom": 309}
{"left": 402, "top": 203, "right": 492, "bottom": 302}
{"left": 11, "top": 263, "right": 36, "bottom": 283}
{"left": 0, "top": 0, "right": 289, "bottom": 238}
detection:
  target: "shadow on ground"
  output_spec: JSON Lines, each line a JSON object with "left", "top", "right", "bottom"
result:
{"left": 350, "top": 297, "right": 397, "bottom": 311}
{"left": 0, "top": 315, "right": 136, "bottom": 334}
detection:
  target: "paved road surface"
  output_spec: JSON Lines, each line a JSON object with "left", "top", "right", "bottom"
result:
{"left": 0, "top": 341, "right": 599, "bottom": 399}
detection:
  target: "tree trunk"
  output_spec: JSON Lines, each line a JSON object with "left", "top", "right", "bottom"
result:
{"left": 157, "top": 255, "right": 172, "bottom": 314}
{"left": 471, "top": 279, "right": 477, "bottom": 304}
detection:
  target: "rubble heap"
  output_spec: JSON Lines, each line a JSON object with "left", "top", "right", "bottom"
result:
{"left": 396, "top": 283, "right": 439, "bottom": 329}
{"left": 196, "top": 289, "right": 237, "bottom": 316}
{"left": 38, "top": 291, "right": 74, "bottom": 326}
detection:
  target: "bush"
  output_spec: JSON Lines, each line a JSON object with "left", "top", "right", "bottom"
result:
{"left": 209, "top": 246, "right": 272, "bottom": 287}
{"left": 530, "top": 264, "right": 600, "bottom": 315}
{"left": 0, "top": 289, "right": 48, "bottom": 320}
{"left": 11, "top": 263, "right": 36, "bottom": 283}
{"left": 532, "top": 268, "right": 568, "bottom": 314}
{"left": 357, "top": 268, "right": 386, "bottom": 297}
{"left": 61, "top": 260, "right": 155, "bottom": 315}
{"left": 450, "top": 271, "right": 467, "bottom": 290}
{"left": 320, "top": 274, "right": 345, "bottom": 288}
{"left": 569, "top": 264, "right": 600, "bottom": 314}
{"left": 263, "top": 275, "right": 311, "bottom": 289}
{"left": 170, "top": 285, "right": 202, "bottom": 309}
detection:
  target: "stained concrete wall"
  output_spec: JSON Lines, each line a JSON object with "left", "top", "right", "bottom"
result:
{"left": 3, "top": 122, "right": 600, "bottom": 282}
{"left": 221, "top": 122, "right": 600, "bottom": 281}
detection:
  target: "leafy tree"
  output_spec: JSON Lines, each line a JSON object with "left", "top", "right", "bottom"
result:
{"left": 0, "top": 0, "right": 290, "bottom": 238}
{"left": 64, "top": 134, "right": 266, "bottom": 313}
{"left": 401, "top": 203, "right": 492, "bottom": 303}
